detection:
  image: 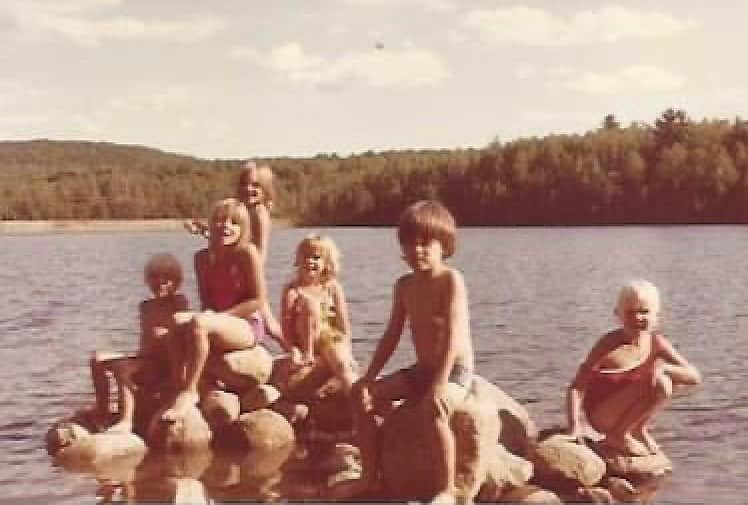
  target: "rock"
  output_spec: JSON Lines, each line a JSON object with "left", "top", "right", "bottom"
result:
{"left": 271, "top": 399, "right": 310, "bottom": 425}
{"left": 476, "top": 443, "right": 533, "bottom": 501}
{"left": 201, "top": 453, "right": 242, "bottom": 489}
{"left": 317, "top": 443, "right": 361, "bottom": 474}
{"left": 54, "top": 431, "right": 147, "bottom": 467}
{"left": 200, "top": 390, "right": 240, "bottom": 429}
{"left": 206, "top": 346, "right": 274, "bottom": 391}
{"left": 268, "top": 357, "right": 332, "bottom": 402}
{"left": 46, "top": 421, "right": 91, "bottom": 456}
{"left": 595, "top": 444, "right": 673, "bottom": 480}
{"left": 604, "top": 476, "right": 638, "bottom": 502}
{"left": 229, "top": 409, "right": 295, "bottom": 452}
{"left": 380, "top": 380, "right": 500, "bottom": 501}
{"left": 529, "top": 434, "right": 606, "bottom": 490}
{"left": 162, "top": 448, "right": 214, "bottom": 478}
{"left": 306, "top": 390, "right": 354, "bottom": 432}
{"left": 148, "top": 404, "right": 213, "bottom": 452}
{"left": 240, "top": 384, "right": 281, "bottom": 412}
{"left": 499, "top": 485, "right": 563, "bottom": 504}
{"left": 577, "top": 486, "right": 614, "bottom": 503}
{"left": 472, "top": 375, "right": 537, "bottom": 456}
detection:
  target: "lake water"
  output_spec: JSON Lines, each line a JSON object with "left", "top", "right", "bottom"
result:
{"left": 1, "top": 226, "right": 746, "bottom": 503}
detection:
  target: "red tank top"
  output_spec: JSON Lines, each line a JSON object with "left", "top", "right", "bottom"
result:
{"left": 205, "top": 259, "right": 250, "bottom": 312}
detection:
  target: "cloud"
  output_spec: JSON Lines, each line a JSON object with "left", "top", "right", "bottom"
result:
{"left": 461, "top": 4, "right": 696, "bottom": 47}
{"left": 109, "top": 86, "right": 192, "bottom": 113}
{"left": 564, "top": 65, "right": 685, "bottom": 94}
{"left": 2, "top": 0, "right": 224, "bottom": 46}
{"left": 231, "top": 42, "right": 450, "bottom": 89}
{"left": 341, "top": 0, "right": 456, "bottom": 11}
{"left": 0, "top": 79, "right": 47, "bottom": 107}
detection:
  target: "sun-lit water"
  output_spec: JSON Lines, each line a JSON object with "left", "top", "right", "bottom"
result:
{"left": 1, "top": 226, "right": 746, "bottom": 503}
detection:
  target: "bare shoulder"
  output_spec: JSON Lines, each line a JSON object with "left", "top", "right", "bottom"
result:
{"left": 442, "top": 266, "right": 465, "bottom": 287}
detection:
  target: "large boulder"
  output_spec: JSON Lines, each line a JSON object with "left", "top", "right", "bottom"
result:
{"left": 380, "top": 379, "right": 500, "bottom": 501}
{"left": 52, "top": 429, "right": 147, "bottom": 467}
{"left": 529, "top": 434, "right": 606, "bottom": 490}
{"left": 595, "top": 444, "right": 673, "bottom": 480}
{"left": 475, "top": 443, "right": 533, "bottom": 501}
{"left": 200, "top": 390, "right": 240, "bottom": 430}
{"left": 228, "top": 409, "right": 295, "bottom": 452}
{"left": 206, "top": 346, "right": 274, "bottom": 392}
{"left": 472, "top": 375, "right": 537, "bottom": 456}
{"left": 268, "top": 357, "right": 332, "bottom": 402}
{"left": 148, "top": 404, "right": 213, "bottom": 452}
{"left": 500, "top": 484, "right": 563, "bottom": 504}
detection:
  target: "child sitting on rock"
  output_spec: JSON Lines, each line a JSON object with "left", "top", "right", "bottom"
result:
{"left": 88, "top": 253, "right": 188, "bottom": 432}
{"left": 344, "top": 200, "right": 475, "bottom": 501}
{"left": 566, "top": 279, "right": 702, "bottom": 456}
{"left": 280, "top": 234, "right": 357, "bottom": 394}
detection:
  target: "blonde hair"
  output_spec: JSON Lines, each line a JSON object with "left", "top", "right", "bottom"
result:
{"left": 238, "top": 160, "right": 275, "bottom": 209}
{"left": 294, "top": 234, "right": 340, "bottom": 283}
{"left": 397, "top": 200, "right": 456, "bottom": 258}
{"left": 209, "top": 198, "right": 251, "bottom": 250}
{"left": 614, "top": 279, "right": 661, "bottom": 321}
{"left": 144, "top": 253, "right": 183, "bottom": 289}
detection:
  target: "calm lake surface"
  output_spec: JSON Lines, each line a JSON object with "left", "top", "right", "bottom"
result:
{"left": 1, "top": 226, "right": 746, "bottom": 503}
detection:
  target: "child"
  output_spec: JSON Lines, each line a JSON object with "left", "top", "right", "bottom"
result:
{"left": 346, "top": 200, "right": 475, "bottom": 500}
{"left": 185, "top": 160, "right": 275, "bottom": 262}
{"left": 89, "top": 253, "right": 188, "bottom": 432}
{"left": 280, "top": 234, "right": 357, "bottom": 393}
{"left": 566, "top": 279, "right": 702, "bottom": 456}
{"left": 162, "top": 198, "right": 268, "bottom": 421}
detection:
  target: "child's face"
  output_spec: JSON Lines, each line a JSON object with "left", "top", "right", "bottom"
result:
{"left": 401, "top": 236, "right": 444, "bottom": 272}
{"left": 239, "top": 169, "right": 263, "bottom": 206}
{"left": 620, "top": 295, "right": 657, "bottom": 337}
{"left": 147, "top": 271, "right": 178, "bottom": 298}
{"left": 211, "top": 210, "right": 242, "bottom": 246}
{"left": 298, "top": 244, "right": 325, "bottom": 277}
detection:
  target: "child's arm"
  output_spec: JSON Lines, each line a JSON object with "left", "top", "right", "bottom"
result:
{"left": 194, "top": 250, "right": 211, "bottom": 311}
{"left": 359, "top": 277, "right": 407, "bottom": 384}
{"left": 278, "top": 284, "right": 298, "bottom": 354}
{"left": 656, "top": 334, "right": 702, "bottom": 385}
{"left": 252, "top": 204, "right": 271, "bottom": 263}
{"left": 427, "top": 269, "right": 466, "bottom": 396}
{"left": 331, "top": 280, "right": 352, "bottom": 338}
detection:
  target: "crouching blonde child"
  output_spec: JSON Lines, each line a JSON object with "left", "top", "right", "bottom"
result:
{"left": 566, "top": 279, "right": 702, "bottom": 456}
{"left": 280, "top": 235, "right": 357, "bottom": 393}
{"left": 343, "top": 200, "right": 475, "bottom": 501}
{"left": 89, "top": 253, "right": 188, "bottom": 432}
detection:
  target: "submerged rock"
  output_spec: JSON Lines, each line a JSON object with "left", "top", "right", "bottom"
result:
{"left": 529, "top": 434, "right": 606, "bottom": 490}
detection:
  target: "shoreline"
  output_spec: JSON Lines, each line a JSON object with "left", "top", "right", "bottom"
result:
{"left": 0, "top": 218, "right": 293, "bottom": 235}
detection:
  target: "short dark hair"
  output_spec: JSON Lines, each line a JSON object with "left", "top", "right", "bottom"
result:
{"left": 397, "top": 200, "right": 456, "bottom": 258}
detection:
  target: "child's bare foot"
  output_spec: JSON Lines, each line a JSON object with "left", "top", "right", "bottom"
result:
{"left": 605, "top": 433, "right": 650, "bottom": 456}
{"left": 635, "top": 428, "right": 660, "bottom": 454}
{"left": 173, "top": 311, "right": 196, "bottom": 326}
{"left": 161, "top": 391, "right": 199, "bottom": 421}
{"left": 430, "top": 489, "right": 458, "bottom": 504}
{"left": 105, "top": 420, "right": 133, "bottom": 433}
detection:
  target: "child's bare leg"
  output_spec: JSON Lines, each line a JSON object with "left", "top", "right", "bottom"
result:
{"left": 107, "top": 358, "right": 144, "bottom": 432}
{"left": 320, "top": 342, "right": 357, "bottom": 393}
{"left": 586, "top": 381, "right": 651, "bottom": 456}
{"left": 166, "top": 323, "right": 187, "bottom": 392}
{"left": 294, "top": 298, "right": 319, "bottom": 363}
{"left": 163, "top": 312, "right": 253, "bottom": 421}
{"left": 631, "top": 373, "right": 673, "bottom": 454}
{"left": 426, "top": 395, "right": 457, "bottom": 500}
{"left": 262, "top": 303, "right": 283, "bottom": 340}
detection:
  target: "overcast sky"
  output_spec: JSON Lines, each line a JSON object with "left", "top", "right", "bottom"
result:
{"left": 1, "top": 1, "right": 745, "bottom": 159}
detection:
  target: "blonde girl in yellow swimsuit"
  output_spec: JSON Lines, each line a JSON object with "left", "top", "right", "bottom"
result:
{"left": 280, "top": 234, "right": 357, "bottom": 393}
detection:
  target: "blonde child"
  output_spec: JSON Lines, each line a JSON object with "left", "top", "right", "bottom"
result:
{"left": 280, "top": 235, "right": 357, "bottom": 393}
{"left": 162, "top": 198, "right": 268, "bottom": 421}
{"left": 185, "top": 160, "right": 281, "bottom": 339}
{"left": 345, "top": 200, "right": 475, "bottom": 501}
{"left": 566, "top": 279, "right": 702, "bottom": 456}
{"left": 89, "top": 253, "right": 188, "bottom": 432}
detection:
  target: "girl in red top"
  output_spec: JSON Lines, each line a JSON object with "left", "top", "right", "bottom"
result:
{"left": 566, "top": 279, "right": 702, "bottom": 456}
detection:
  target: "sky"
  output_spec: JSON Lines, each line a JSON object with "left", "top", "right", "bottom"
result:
{"left": 1, "top": 0, "right": 746, "bottom": 159}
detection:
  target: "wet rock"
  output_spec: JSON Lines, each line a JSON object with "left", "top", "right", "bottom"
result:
{"left": 147, "top": 405, "right": 212, "bottom": 452}
{"left": 596, "top": 444, "right": 673, "bottom": 480}
{"left": 54, "top": 431, "right": 147, "bottom": 467}
{"left": 604, "top": 476, "right": 638, "bottom": 502}
{"left": 200, "top": 390, "right": 240, "bottom": 429}
{"left": 529, "top": 434, "right": 606, "bottom": 490}
{"left": 380, "top": 379, "right": 500, "bottom": 501}
{"left": 473, "top": 375, "right": 537, "bottom": 457}
{"left": 46, "top": 421, "right": 91, "bottom": 456}
{"left": 268, "top": 357, "right": 331, "bottom": 402}
{"left": 206, "top": 346, "right": 274, "bottom": 391}
{"left": 240, "top": 384, "right": 281, "bottom": 412}
{"left": 230, "top": 409, "right": 295, "bottom": 452}
{"left": 271, "top": 399, "right": 310, "bottom": 425}
{"left": 577, "top": 486, "right": 614, "bottom": 503}
{"left": 476, "top": 443, "right": 533, "bottom": 501}
{"left": 499, "top": 484, "right": 562, "bottom": 504}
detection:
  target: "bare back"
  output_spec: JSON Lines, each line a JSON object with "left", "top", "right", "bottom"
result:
{"left": 139, "top": 293, "right": 188, "bottom": 357}
{"left": 398, "top": 266, "right": 474, "bottom": 373}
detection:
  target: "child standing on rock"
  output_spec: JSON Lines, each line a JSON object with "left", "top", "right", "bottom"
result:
{"left": 88, "top": 253, "right": 188, "bottom": 432}
{"left": 566, "top": 279, "right": 702, "bottom": 456}
{"left": 342, "top": 200, "right": 475, "bottom": 501}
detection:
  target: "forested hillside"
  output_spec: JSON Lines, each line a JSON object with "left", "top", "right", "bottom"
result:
{"left": 3, "top": 109, "right": 748, "bottom": 225}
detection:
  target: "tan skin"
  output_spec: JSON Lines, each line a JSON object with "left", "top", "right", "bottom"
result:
{"left": 343, "top": 236, "right": 473, "bottom": 500}
{"left": 566, "top": 296, "right": 702, "bottom": 456}
{"left": 89, "top": 272, "right": 187, "bottom": 432}
{"left": 162, "top": 209, "right": 267, "bottom": 421}
{"left": 280, "top": 244, "right": 355, "bottom": 391}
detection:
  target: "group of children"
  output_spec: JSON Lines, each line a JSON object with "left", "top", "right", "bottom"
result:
{"left": 86, "top": 161, "right": 702, "bottom": 501}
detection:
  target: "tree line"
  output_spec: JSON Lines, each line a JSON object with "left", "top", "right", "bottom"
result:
{"left": 3, "top": 109, "right": 748, "bottom": 225}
